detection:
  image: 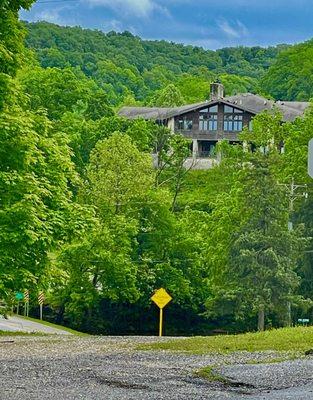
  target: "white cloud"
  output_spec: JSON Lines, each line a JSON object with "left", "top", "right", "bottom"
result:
{"left": 32, "top": 8, "right": 63, "bottom": 24}
{"left": 101, "top": 19, "right": 138, "bottom": 35}
{"left": 217, "top": 19, "right": 249, "bottom": 38}
{"left": 102, "top": 19, "right": 123, "bottom": 31}
{"left": 22, "top": 4, "right": 77, "bottom": 26}
{"left": 86, "top": 0, "right": 161, "bottom": 17}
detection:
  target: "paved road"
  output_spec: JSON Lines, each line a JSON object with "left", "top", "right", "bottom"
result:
{"left": 0, "top": 336, "right": 312, "bottom": 399}
{"left": 0, "top": 316, "right": 72, "bottom": 334}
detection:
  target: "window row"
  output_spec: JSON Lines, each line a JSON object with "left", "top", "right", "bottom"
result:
{"left": 176, "top": 104, "right": 249, "bottom": 132}
{"left": 177, "top": 114, "right": 246, "bottom": 132}
{"left": 223, "top": 115, "right": 243, "bottom": 132}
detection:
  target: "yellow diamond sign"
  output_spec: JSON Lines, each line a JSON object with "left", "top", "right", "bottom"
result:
{"left": 151, "top": 288, "right": 172, "bottom": 309}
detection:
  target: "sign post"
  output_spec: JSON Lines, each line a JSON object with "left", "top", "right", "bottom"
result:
{"left": 151, "top": 288, "right": 172, "bottom": 337}
{"left": 24, "top": 290, "right": 29, "bottom": 317}
{"left": 38, "top": 291, "right": 45, "bottom": 320}
{"left": 15, "top": 292, "right": 24, "bottom": 315}
{"left": 309, "top": 139, "right": 313, "bottom": 178}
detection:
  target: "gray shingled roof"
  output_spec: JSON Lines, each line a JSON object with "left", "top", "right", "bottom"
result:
{"left": 118, "top": 106, "right": 173, "bottom": 120}
{"left": 225, "top": 93, "right": 309, "bottom": 122}
{"left": 278, "top": 101, "right": 311, "bottom": 112}
{"left": 118, "top": 94, "right": 311, "bottom": 123}
{"left": 118, "top": 102, "right": 209, "bottom": 120}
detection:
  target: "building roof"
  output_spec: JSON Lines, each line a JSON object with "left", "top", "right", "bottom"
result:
{"left": 225, "top": 93, "right": 308, "bottom": 122}
{"left": 118, "top": 94, "right": 311, "bottom": 123}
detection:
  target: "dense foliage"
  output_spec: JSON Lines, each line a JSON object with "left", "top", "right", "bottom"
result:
{"left": 262, "top": 40, "right": 313, "bottom": 101}
{"left": 23, "top": 22, "right": 289, "bottom": 106}
{"left": 1, "top": 15, "right": 312, "bottom": 334}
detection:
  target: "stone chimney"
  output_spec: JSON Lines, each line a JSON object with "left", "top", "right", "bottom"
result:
{"left": 210, "top": 82, "right": 224, "bottom": 100}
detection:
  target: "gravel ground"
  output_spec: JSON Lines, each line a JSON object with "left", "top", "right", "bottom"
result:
{"left": 0, "top": 336, "right": 312, "bottom": 400}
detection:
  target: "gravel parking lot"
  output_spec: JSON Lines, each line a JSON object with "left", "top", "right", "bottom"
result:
{"left": 0, "top": 336, "right": 313, "bottom": 400}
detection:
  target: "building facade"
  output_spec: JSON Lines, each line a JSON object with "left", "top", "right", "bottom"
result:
{"left": 119, "top": 83, "right": 310, "bottom": 167}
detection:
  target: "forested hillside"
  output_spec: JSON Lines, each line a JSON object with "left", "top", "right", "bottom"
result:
{"left": 24, "top": 22, "right": 288, "bottom": 106}
{"left": 1, "top": 11, "right": 313, "bottom": 335}
{"left": 262, "top": 39, "right": 313, "bottom": 101}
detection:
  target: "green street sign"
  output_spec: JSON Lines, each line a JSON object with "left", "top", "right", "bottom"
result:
{"left": 15, "top": 292, "right": 24, "bottom": 301}
{"left": 309, "top": 139, "right": 313, "bottom": 178}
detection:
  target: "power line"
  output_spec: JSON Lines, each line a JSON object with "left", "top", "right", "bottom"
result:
{"left": 36, "top": 0, "right": 79, "bottom": 4}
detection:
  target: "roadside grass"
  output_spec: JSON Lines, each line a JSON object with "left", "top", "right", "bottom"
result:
{"left": 0, "top": 330, "right": 45, "bottom": 336}
{"left": 13, "top": 315, "right": 88, "bottom": 336}
{"left": 138, "top": 326, "right": 313, "bottom": 355}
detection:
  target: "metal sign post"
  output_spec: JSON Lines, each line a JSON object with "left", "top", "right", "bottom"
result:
{"left": 151, "top": 288, "right": 172, "bottom": 337}
{"left": 24, "top": 290, "right": 29, "bottom": 317}
{"left": 309, "top": 139, "right": 313, "bottom": 178}
{"left": 38, "top": 291, "right": 45, "bottom": 320}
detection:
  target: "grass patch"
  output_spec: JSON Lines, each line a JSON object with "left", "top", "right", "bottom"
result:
{"left": 13, "top": 315, "right": 88, "bottom": 336}
{"left": 0, "top": 330, "right": 45, "bottom": 336}
{"left": 138, "top": 326, "right": 313, "bottom": 354}
{"left": 195, "top": 366, "right": 255, "bottom": 392}
{"left": 195, "top": 366, "right": 228, "bottom": 383}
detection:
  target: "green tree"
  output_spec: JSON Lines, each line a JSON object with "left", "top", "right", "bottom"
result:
{"left": 205, "top": 116, "right": 304, "bottom": 331}
{"left": 0, "top": 105, "right": 81, "bottom": 299}
{"left": 19, "top": 66, "right": 113, "bottom": 120}
{"left": 53, "top": 132, "right": 156, "bottom": 331}
{"left": 55, "top": 217, "right": 140, "bottom": 331}
{"left": 279, "top": 107, "right": 313, "bottom": 318}
{"left": 176, "top": 74, "right": 211, "bottom": 103}
{"left": 86, "top": 132, "right": 154, "bottom": 216}
{"left": 229, "top": 152, "right": 301, "bottom": 331}
{"left": 149, "top": 84, "right": 185, "bottom": 107}
{"left": 262, "top": 40, "right": 313, "bottom": 100}
{"left": 156, "top": 134, "right": 192, "bottom": 211}
{"left": 0, "top": 0, "right": 35, "bottom": 108}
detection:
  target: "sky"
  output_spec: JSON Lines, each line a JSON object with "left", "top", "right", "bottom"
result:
{"left": 21, "top": 0, "right": 313, "bottom": 50}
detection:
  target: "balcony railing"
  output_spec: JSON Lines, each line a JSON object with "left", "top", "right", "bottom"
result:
{"left": 195, "top": 151, "right": 216, "bottom": 159}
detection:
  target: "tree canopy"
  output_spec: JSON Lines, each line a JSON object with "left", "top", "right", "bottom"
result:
{"left": 0, "top": 15, "right": 312, "bottom": 334}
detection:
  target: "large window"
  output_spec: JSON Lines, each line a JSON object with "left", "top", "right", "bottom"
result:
{"left": 177, "top": 117, "right": 193, "bottom": 131}
{"left": 199, "top": 105, "right": 218, "bottom": 131}
{"left": 223, "top": 105, "right": 243, "bottom": 132}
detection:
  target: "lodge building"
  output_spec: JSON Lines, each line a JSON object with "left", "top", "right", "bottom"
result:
{"left": 119, "top": 83, "right": 310, "bottom": 167}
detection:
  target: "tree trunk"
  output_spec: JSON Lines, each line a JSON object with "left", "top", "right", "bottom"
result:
{"left": 258, "top": 306, "right": 265, "bottom": 331}
{"left": 286, "top": 301, "right": 292, "bottom": 327}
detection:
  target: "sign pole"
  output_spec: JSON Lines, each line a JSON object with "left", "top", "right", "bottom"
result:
{"left": 24, "top": 290, "right": 30, "bottom": 317}
{"left": 38, "top": 291, "right": 45, "bottom": 320}
{"left": 151, "top": 288, "right": 172, "bottom": 337}
{"left": 17, "top": 301, "right": 20, "bottom": 315}
{"left": 159, "top": 308, "right": 163, "bottom": 337}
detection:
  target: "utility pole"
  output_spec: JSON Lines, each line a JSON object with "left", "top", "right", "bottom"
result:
{"left": 279, "top": 178, "right": 308, "bottom": 326}
{"left": 280, "top": 178, "right": 308, "bottom": 231}
{"left": 309, "top": 139, "right": 313, "bottom": 178}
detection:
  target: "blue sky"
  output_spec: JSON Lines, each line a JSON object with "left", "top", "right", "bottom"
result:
{"left": 21, "top": 0, "right": 313, "bottom": 49}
